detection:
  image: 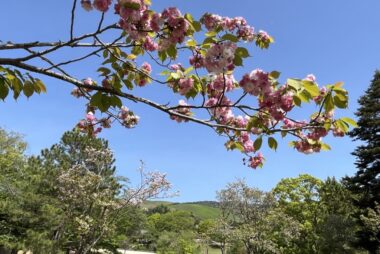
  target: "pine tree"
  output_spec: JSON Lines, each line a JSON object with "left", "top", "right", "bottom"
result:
{"left": 344, "top": 71, "right": 380, "bottom": 253}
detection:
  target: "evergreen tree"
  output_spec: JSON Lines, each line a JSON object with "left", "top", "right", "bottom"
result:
{"left": 344, "top": 71, "right": 380, "bottom": 253}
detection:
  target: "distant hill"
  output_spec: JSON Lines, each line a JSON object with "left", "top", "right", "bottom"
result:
{"left": 142, "top": 201, "right": 221, "bottom": 220}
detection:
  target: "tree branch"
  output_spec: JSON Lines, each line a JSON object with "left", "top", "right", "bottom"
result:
{"left": 70, "top": 0, "right": 78, "bottom": 40}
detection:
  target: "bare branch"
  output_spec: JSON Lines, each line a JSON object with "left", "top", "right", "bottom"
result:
{"left": 0, "top": 41, "right": 133, "bottom": 50}
{"left": 24, "top": 48, "right": 71, "bottom": 77}
{"left": 70, "top": 0, "right": 78, "bottom": 40}
{"left": 45, "top": 35, "right": 124, "bottom": 71}
{"left": 4, "top": 23, "right": 119, "bottom": 62}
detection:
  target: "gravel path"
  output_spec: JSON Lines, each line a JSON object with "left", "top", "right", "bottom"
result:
{"left": 117, "top": 250, "right": 155, "bottom": 254}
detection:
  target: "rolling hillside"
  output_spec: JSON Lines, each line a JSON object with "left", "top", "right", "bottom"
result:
{"left": 143, "top": 201, "right": 221, "bottom": 220}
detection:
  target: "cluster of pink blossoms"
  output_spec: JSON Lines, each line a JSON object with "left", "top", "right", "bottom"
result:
{"left": 116, "top": 0, "right": 152, "bottom": 42}
{"left": 118, "top": 106, "right": 140, "bottom": 128}
{"left": 207, "top": 74, "right": 235, "bottom": 96}
{"left": 170, "top": 100, "right": 192, "bottom": 123}
{"left": 240, "top": 69, "right": 294, "bottom": 121}
{"left": 205, "top": 97, "right": 234, "bottom": 124}
{"left": 158, "top": 8, "right": 190, "bottom": 50}
{"left": 204, "top": 42, "right": 237, "bottom": 74}
{"left": 201, "top": 13, "right": 255, "bottom": 41}
{"left": 178, "top": 78, "right": 194, "bottom": 95}
{"left": 81, "top": 0, "right": 112, "bottom": 12}
{"left": 84, "top": 0, "right": 190, "bottom": 52}
{"left": 116, "top": 1, "right": 190, "bottom": 51}
{"left": 248, "top": 152, "right": 264, "bottom": 168}
{"left": 77, "top": 112, "right": 111, "bottom": 136}
{"left": 239, "top": 69, "right": 272, "bottom": 96}
{"left": 71, "top": 78, "right": 95, "bottom": 98}
{"left": 239, "top": 131, "right": 254, "bottom": 153}
{"left": 138, "top": 62, "right": 152, "bottom": 87}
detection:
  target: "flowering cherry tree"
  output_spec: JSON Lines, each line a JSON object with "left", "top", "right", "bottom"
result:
{"left": 0, "top": 0, "right": 356, "bottom": 168}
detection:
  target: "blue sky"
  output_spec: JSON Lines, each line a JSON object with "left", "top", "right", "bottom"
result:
{"left": 1, "top": 1, "right": 379, "bottom": 201}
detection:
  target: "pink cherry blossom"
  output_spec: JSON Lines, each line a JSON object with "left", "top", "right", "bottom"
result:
{"left": 118, "top": 106, "right": 140, "bottom": 128}
{"left": 83, "top": 77, "right": 94, "bottom": 86}
{"left": 93, "top": 0, "right": 112, "bottom": 12}
{"left": 86, "top": 112, "right": 96, "bottom": 122}
{"left": 178, "top": 78, "right": 194, "bottom": 95}
{"left": 81, "top": 0, "right": 93, "bottom": 11}
{"left": 249, "top": 152, "right": 264, "bottom": 169}
{"left": 204, "top": 42, "right": 236, "bottom": 74}
{"left": 239, "top": 69, "right": 271, "bottom": 96}
{"left": 143, "top": 36, "right": 158, "bottom": 51}
{"left": 170, "top": 100, "right": 192, "bottom": 123}
{"left": 207, "top": 74, "right": 235, "bottom": 95}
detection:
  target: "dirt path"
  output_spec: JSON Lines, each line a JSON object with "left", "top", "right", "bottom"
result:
{"left": 117, "top": 250, "right": 155, "bottom": 254}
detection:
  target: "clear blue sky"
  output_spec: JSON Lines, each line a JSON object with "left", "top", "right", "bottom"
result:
{"left": 1, "top": 1, "right": 379, "bottom": 201}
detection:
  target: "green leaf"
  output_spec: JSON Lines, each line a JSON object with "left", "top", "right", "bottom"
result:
{"left": 90, "top": 91, "right": 103, "bottom": 107}
{"left": 333, "top": 94, "right": 348, "bottom": 108}
{"left": 298, "top": 90, "right": 311, "bottom": 102}
{"left": 0, "top": 79, "right": 9, "bottom": 100}
{"left": 293, "top": 95, "right": 302, "bottom": 107}
{"left": 186, "top": 39, "right": 197, "bottom": 48}
{"left": 123, "top": 79, "right": 134, "bottom": 90}
{"left": 170, "top": 72, "right": 180, "bottom": 80}
{"left": 324, "top": 120, "right": 332, "bottom": 131}
{"left": 340, "top": 117, "right": 358, "bottom": 127}
{"left": 247, "top": 117, "right": 260, "bottom": 130}
{"left": 167, "top": 45, "right": 177, "bottom": 59}
{"left": 192, "top": 21, "right": 202, "bottom": 32}
{"left": 97, "top": 67, "right": 111, "bottom": 76}
{"left": 110, "top": 96, "right": 122, "bottom": 108}
{"left": 23, "top": 81, "right": 34, "bottom": 98}
{"left": 203, "top": 37, "right": 217, "bottom": 45}
{"left": 233, "top": 55, "right": 243, "bottom": 66}
{"left": 233, "top": 142, "right": 245, "bottom": 152}
{"left": 184, "top": 67, "right": 194, "bottom": 75}
{"left": 103, "top": 49, "right": 109, "bottom": 59}
{"left": 90, "top": 93, "right": 111, "bottom": 112}
{"left": 287, "top": 78, "right": 302, "bottom": 91}
{"left": 269, "top": 71, "right": 281, "bottom": 79}
{"left": 302, "top": 80, "right": 320, "bottom": 97}
{"left": 205, "top": 31, "right": 217, "bottom": 37}
{"left": 221, "top": 33, "right": 239, "bottom": 43}
{"left": 334, "top": 119, "right": 349, "bottom": 133}
{"left": 321, "top": 143, "right": 331, "bottom": 151}
{"left": 131, "top": 46, "right": 143, "bottom": 56}
{"left": 254, "top": 136, "right": 263, "bottom": 151}
{"left": 184, "top": 13, "right": 194, "bottom": 23}
{"left": 268, "top": 137, "right": 278, "bottom": 151}
{"left": 11, "top": 78, "right": 23, "bottom": 100}
{"left": 324, "top": 93, "right": 334, "bottom": 112}
{"left": 34, "top": 79, "right": 47, "bottom": 93}
{"left": 158, "top": 51, "right": 167, "bottom": 62}
{"left": 123, "top": 1, "right": 140, "bottom": 10}
{"left": 235, "top": 47, "right": 250, "bottom": 58}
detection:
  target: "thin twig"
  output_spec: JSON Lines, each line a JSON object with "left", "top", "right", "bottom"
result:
{"left": 45, "top": 35, "right": 124, "bottom": 71}
{"left": 24, "top": 48, "right": 71, "bottom": 77}
{"left": 70, "top": 0, "right": 78, "bottom": 40}
{"left": 97, "top": 13, "right": 105, "bottom": 32}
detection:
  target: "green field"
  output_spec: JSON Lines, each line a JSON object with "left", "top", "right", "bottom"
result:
{"left": 143, "top": 201, "right": 221, "bottom": 220}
